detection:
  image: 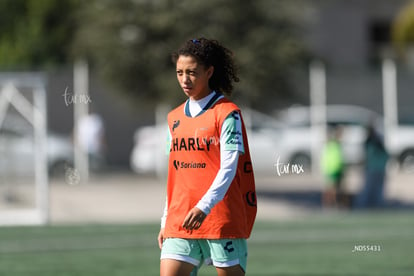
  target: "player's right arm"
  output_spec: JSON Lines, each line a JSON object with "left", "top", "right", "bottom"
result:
{"left": 158, "top": 197, "right": 168, "bottom": 249}
{"left": 159, "top": 127, "right": 171, "bottom": 249}
{"left": 158, "top": 227, "right": 165, "bottom": 250}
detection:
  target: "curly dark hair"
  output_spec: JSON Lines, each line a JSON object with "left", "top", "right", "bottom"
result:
{"left": 172, "top": 37, "right": 239, "bottom": 96}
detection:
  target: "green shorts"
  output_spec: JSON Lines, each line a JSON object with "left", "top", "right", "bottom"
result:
{"left": 160, "top": 238, "right": 247, "bottom": 273}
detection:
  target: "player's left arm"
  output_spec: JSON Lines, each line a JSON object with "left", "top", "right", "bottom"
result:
{"left": 182, "top": 111, "right": 244, "bottom": 231}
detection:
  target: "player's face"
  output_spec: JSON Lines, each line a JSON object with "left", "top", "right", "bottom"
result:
{"left": 176, "top": 55, "right": 213, "bottom": 101}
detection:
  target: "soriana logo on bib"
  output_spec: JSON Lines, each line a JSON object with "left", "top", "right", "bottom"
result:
{"left": 173, "top": 160, "right": 207, "bottom": 170}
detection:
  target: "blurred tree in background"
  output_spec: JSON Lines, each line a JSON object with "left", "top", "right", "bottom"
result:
{"left": 0, "top": 0, "right": 80, "bottom": 70}
{"left": 393, "top": 1, "right": 414, "bottom": 60}
{"left": 73, "top": 0, "right": 309, "bottom": 110}
{"left": 0, "top": 0, "right": 309, "bottom": 110}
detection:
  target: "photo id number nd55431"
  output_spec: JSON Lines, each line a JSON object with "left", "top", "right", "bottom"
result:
{"left": 352, "top": 245, "right": 381, "bottom": 253}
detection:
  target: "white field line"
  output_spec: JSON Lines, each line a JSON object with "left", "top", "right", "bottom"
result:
{"left": 0, "top": 234, "right": 156, "bottom": 254}
{"left": 249, "top": 228, "right": 414, "bottom": 244}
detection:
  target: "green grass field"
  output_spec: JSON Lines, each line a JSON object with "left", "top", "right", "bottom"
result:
{"left": 0, "top": 211, "right": 413, "bottom": 275}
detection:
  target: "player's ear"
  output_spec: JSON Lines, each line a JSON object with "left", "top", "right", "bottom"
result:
{"left": 206, "top": 66, "right": 214, "bottom": 79}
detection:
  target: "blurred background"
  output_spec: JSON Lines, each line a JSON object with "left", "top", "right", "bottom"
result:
{"left": 1, "top": 1, "right": 414, "bottom": 275}
{"left": 0, "top": 0, "right": 413, "bottom": 230}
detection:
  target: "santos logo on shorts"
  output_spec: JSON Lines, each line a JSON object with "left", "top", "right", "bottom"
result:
{"left": 173, "top": 160, "right": 206, "bottom": 170}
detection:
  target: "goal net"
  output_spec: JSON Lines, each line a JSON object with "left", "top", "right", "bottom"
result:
{"left": 0, "top": 73, "right": 48, "bottom": 226}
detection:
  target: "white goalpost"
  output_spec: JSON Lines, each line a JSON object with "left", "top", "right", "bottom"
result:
{"left": 0, "top": 73, "right": 48, "bottom": 226}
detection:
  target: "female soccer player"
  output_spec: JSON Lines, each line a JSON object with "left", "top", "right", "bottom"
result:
{"left": 158, "top": 38, "right": 257, "bottom": 276}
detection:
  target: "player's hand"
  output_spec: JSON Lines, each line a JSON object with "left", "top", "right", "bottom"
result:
{"left": 158, "top": 228, "right": 165, "bottom": 250}
{"left": 182, "top": 207, "right": 207, "bottom": 231}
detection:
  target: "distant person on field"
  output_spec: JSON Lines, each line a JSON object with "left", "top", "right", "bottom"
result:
{"left": 77, "top": 108, "right": 106, "bottom": 171}
{"left": 321, "top": 125, "right": 345, "bottom": 208}
{"left": 355, "top": 124, "right": 389, "bottom": 209}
